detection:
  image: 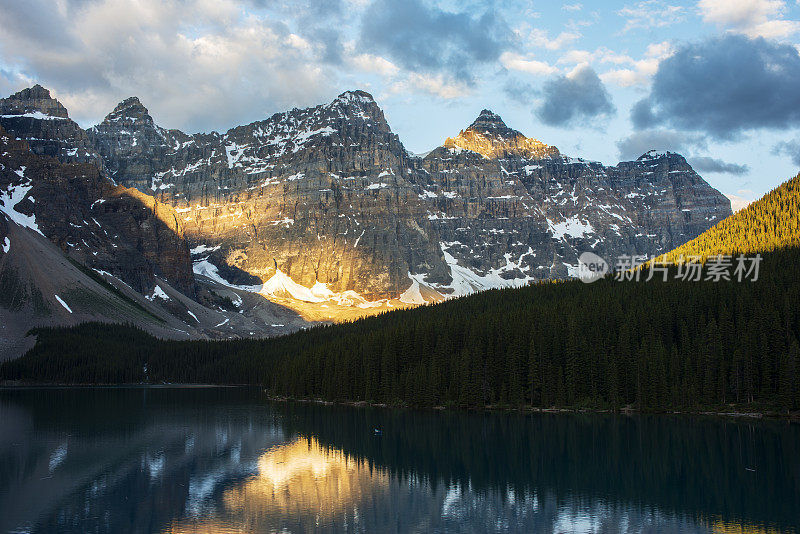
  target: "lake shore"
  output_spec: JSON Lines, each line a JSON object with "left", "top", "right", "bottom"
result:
{"left": 266, "top": 393, "right": 800, "bottom": 420}
{"left": 3, "top": 382, "right": 798, "bottom": 420}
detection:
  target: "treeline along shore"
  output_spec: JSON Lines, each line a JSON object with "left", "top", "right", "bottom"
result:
{"left": 2, "top": 246, "right": 798, "bottom": 415}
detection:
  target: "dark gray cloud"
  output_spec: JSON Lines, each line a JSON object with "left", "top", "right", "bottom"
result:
{"left": 535, "top": 66, "right": 614, "bottom": 127}
{"left": 772, "top": 140, "right": 800, "bottom": 166}
{"left": 616, "top": 129, "right": 707, "bottom": 161}
{"left": 632, "top": 35, "right": 800, "bottom": 139}
{"left": 503, "top": 79, "right": 537, "bottom": 105}
{"left": 688, "top": 157, "right": 750, "bottom": 175}
{"left": 359, "top": 0, "right": 512, "bottom": 82}
{"left": 0, "top": 0, "right": 79, "bottom": 49}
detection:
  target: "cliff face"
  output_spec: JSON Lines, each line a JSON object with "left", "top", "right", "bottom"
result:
{"left": 87, "top": 90, "right": 443, "bottom": 297}
{"left": 0, "top": 123, "right": 194, "bottom": 296}
{"left": 4, "top": 86, "right": 732, "bottom": 301}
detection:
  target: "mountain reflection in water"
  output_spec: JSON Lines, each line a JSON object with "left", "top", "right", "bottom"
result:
{"left": 0, "top": 387, "right": 797, "bottom": 533}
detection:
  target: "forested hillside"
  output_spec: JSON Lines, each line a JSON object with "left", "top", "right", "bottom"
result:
{"left": 659, "top": 173, "right": 800, "bottom": 262}
{"left": 3, "top": 246, "right": 799, "bottom": 412}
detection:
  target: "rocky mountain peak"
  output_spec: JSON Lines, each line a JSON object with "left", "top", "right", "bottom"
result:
{"left": 103, "top": 96, "right": 154, "bottom": 125}
{"left": 638, "top": 150, "right": 678, "bottom": 160}
{"left": 327, "top": 89, "right": 388, "bottom": 128}
{"left": 0, "top": 84, "right": 69, "bottom": 119}
{"left": 444, "top": 109, "right": 560, "bottom": 160}
{"left": 20, "top": 84, "right": 52, "bottom": 100}
{"left": 334, "top": 89, "right": 376, "bottom": 104}
{"left": 635, "top": 150, "right": 694, "bottom": 168}
{"left": 467, "top": 109, "right": 511, "bottom": 135}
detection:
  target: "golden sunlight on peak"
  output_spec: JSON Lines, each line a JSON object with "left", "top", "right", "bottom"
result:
{"left": 443, "top": 129, "right": 559, "bottom": 160}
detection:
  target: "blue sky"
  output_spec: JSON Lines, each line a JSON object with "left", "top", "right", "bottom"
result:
{"left": 1, "top": 0, "right": 799, "bottom": 208}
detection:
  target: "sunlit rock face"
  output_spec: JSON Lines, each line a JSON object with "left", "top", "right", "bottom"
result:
{"left": 15, "top": 86, "right": 731, "bottom": 301}
{"left": 444, "top": 109, "right": 560, "bottom": 160}
{"left": 88, "top": 90, "right": 446, "bottom": 298}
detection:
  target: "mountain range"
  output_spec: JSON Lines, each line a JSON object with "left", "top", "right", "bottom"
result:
{"left": 0, "top": 84, "right": 731, "bottom": 357}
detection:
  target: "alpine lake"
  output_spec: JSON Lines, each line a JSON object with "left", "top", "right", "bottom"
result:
{"left": 1, "top": 386, "right": 798, "bottom": 533}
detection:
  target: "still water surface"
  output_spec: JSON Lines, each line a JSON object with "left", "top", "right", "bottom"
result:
{"left": 0, "top": 387, "right": 798, "bottom": 533}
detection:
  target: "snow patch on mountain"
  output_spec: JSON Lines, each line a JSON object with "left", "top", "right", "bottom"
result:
{"left": 260, "top": 269, "right": 382, "bottom": 308}
{"left": 310, "top": 280, "right": 335, "bottom": 299}
{"left": 192, "top": 259, "right": 261, "bottom": 292}
{"left": 0, "top": 172, "right": 42, "bottom": 235}
{"left": 400, "top": 244, "right": 537, "bottom": 302}
{"left": 146, "top": 285, "right": 170, "bottom": 301}
{"left": 190, "top": 244, "right": 221, "bottom": 255}
{"left": 439, "top": 244, "right": 534, "bottom": 297}
{"left": 54, "top": 294, "right": 72, "bottom": 313}
{"left": 399, "top": 275, "right": 427, "bottom": 305}
{"left": 548, "top": 216, "right": 595, "bottom": 240}
{"left": 1, "top": 112, "right": 67, "bottom": 121}
{"left": 259, "top": 269, "right": 327, "bottom": 302}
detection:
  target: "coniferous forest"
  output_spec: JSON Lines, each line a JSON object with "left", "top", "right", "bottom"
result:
{"left": 2, "top": 246, "right": 799, "bottom": 413}
{"left": 2, "top": 174, "right": 800, "bottom": 414}
{"left": 661, "top": 173, "right": 800, "bottom": 261}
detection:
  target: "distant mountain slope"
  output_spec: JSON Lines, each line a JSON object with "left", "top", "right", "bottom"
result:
{"left": 0, "top": 213, "right": 311, "bottom": 360}
{"left": 77, "top": 88, "right": 731, "bottom": 299}
{"left": 659, "top": 173, "right": 800, "bottom": 262}
{"left": 0, "top": 215, "right": 188, "bottom": 359}
{"left": 0, "top": 124, "right": 311, "bottom": 359}
{"left": 5, "top": 245, "right": 799, "bottom": 412}
{"left": 0, "top": 124, "right": 194, "bottom": 296}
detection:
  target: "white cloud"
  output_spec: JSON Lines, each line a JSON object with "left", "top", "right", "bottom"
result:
{"left": 557, "top": 49, "right": 595, "bottom": 65}
{"left": 726, "top": 191, "right": 755, "bottom": 212}
{"left": 698, "top": 0, "right": 800, "bottom": 38}
{"left": 286, "top": 33, "right": 312, "bottom": 52}
{"left": 527, "top": 29, "right": 581, "bottom": 50}
{"left": 551, "top": 40, "right": 675, "bottom": 87}
{"left": 699, "top": 0, "right": 780, "bottom": 28}
{"left": 500, "top": 52, "right": 557, "bottom": 75}
{"left": 562, "top": 3, "right": 583, "bottom": 12}
{"left": 600, "top": 40, "right": 674, "bottom": 87}
{"left": 0, "top": 0, "right": 340, "bottom": 132}
{"left": 557, "top": 46, "right": 642, "bottom": 66}
{"left": 645, "top": 40, "right": 674, "bottom": 58}
{"left": 601, "top": 68, "right": 646, "bottom": 87}
{"left": 618, "top": 1, "right": 685, "bottom": 32}
{"left": 350, "top": 53, "right": 400, "bottom": 77}
{"left": 387, "top": 73, "right": 470, "bottom": 100}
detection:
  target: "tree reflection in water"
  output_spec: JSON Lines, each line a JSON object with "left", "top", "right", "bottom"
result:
{"left": 0, "top": 387, "right": 797, "bottom": 533}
